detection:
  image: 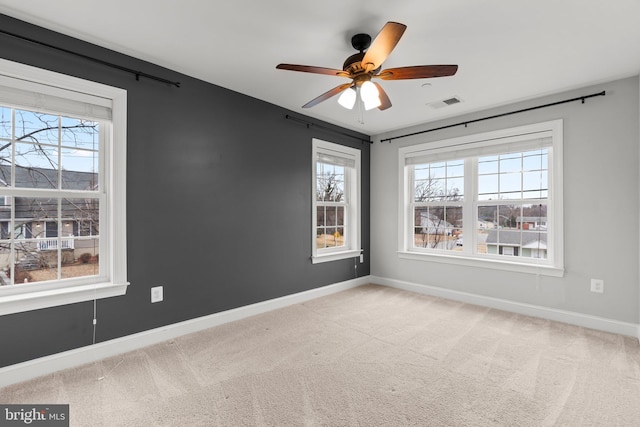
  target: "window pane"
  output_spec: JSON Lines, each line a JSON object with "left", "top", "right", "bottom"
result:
{"left": 0, "top": 221, "right": 9, "bottom": 240}
{"left": 523, "top": 170, "right": 547, "bottom": 193}
{"left": 15, "top": 110, "right": 59, "bottom": 146}
{"left": 478, "top": 155, "right": 498, "bottom": 174}
{"left": 446, "top": 161, "right": 464, "bottom": 177}
{"left": 499, "top": 153, "right": 521, "bottom": 173}
{"left": 414, "top": 178, "right": 438, "bottom": 202}
{"left": 61, "top": 198, "right": 100, "bottom": 237}
{"left": 499, "top": 172, "right": 521, "bottom": 199}
{"left": 431, "top": 162, "right": 446, "bottom": 179}
{"left": 0, "top": 244, "right": 9, "bottom": 284}
{"left": 316, "top": 230, "right": 326, "bottom": 249}
{"left": 332, "top": 229, "right": 344, "bottom": 248}
{"left": 445, "top": 206, "right": 462, "bottom": 230}
{"left": 316, "top": 206, "right": 325, "bottom": 227}
{"left": 14, "top": 143, "right": 59, "bottom": 189}
{"left": 60, "top": 117, "right": 99, "bottom": 150}
{"left": 476, "top": 205, "right": 500, "bottom": 254}
{"left": 520, "top": 203, "right": 547, "bottom": 230}
{"left": 61, "top": 148, "right": 99, "bottom": 190}
{"left": 523, "top": 150, "right": 547, "bottom": 171}
{"left": 336, "top": 206, "right": 344, "bottom": 227}
{"left": 326, "top": 207, "right": 337, "bottom": 227}
{"left": 414, "top": 165, "right": 429, "bottom": 181}
{"left": 0, "top": 106, "right": 10, "bottom": 139}
{"left": 64, "top": 238, "right": 100, "bottom": 279}
{"left": 478, "top": 174, "right": 498, "bottom": 196}
{"left": 448, "top": 177, "right": 464, "bottom": 198}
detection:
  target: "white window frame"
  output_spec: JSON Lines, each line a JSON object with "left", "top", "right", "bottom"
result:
{"left": 311, "top": 138, "right": 361, "bottom": 264}
{"left": 0, "top": 58, "right": 128, "bottom": 315}
{"left": 398, "top": 120, "right": 564, "bottom": 277}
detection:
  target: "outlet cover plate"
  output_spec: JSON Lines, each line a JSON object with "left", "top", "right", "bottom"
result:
{"left": 151, "top": 286, "right": 164, "bottom": 303}
{"left": 590, "top": 279, "right": 604, "bottom": 294}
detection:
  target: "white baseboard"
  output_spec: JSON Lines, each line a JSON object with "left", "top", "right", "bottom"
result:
{"left": 0, "top": 276, "right": 369, "bottom": 388}
{"left": 372, "top": 276, "right": 640, "bottom": 339}
{"left": 2, "top": 274, "right": 638, "bottom": 389}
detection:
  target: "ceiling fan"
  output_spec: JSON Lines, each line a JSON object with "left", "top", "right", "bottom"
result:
{"left": 276, "top": 21, "right": 458, "bottom": 111}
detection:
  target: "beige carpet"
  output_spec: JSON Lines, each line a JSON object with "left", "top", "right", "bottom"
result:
{"left": 1, "top": 284, "right": 639, "bottom": 426}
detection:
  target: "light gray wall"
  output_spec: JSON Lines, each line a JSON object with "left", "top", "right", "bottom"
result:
{"left": 371, "top": 76, "right": 640, "bottom": 324}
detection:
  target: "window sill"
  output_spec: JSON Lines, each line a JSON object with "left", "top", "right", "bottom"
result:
{"left": 0, "top": 281, "right": 129, "bottom": 316}
{"left": 312, "top": 249, "right": 362, "bottom": 264}
{"left": 397, "top": 251, "right": 564, "bottom": 277}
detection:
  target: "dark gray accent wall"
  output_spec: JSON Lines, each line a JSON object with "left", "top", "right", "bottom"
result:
{"left": 0, "top": 14, "right": 370, "bottom": 367}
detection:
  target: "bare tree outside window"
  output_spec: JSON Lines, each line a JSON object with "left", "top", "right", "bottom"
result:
{"left": 413, "top": 161, "right": 463, "bottom": 250}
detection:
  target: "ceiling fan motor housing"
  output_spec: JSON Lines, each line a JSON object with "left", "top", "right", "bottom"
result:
{"left": 343, "top": 52, "right": 366, "bottom": 74}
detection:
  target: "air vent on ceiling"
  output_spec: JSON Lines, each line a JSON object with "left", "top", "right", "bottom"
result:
{"left": 427, "top": 96, "right": 463, "bottom": 109}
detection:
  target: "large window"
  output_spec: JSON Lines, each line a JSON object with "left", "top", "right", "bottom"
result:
{"left": 0, "top": 59, "right": 128, "bottom": 315}
{"left": 312, "top": 139, "right": 361, "bottom": 263}
{"left": 399, "top": 120, "right": 563, "bottom": 276}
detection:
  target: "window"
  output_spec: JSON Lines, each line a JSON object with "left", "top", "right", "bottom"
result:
{"left": 312, "top": 139, "right": 361, "bottom": 263}
{"left": 0, "top": 58, "right": 128, "bottom": 315}
{"left": 399, "top": 120, "right": 563, "bottom": 276}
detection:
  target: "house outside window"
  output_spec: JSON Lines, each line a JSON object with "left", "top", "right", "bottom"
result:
{"left": 399, "top": 120, "right": 564, "bottom": 276}
{"left": 311, "top": 139, "right": 361, "bottom": 264}
{"left": 0, "top": 58, "right": 128, "bottom": 315}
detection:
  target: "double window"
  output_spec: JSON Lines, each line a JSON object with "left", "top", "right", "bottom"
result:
{"left": 399, "top": 120, "right": 563, "bottom": 276}
{"left": 0, "top": 58, "right": 128, "bottom": 315}
{"left": 312, "top": 139, "right": 361, "bottom": 263}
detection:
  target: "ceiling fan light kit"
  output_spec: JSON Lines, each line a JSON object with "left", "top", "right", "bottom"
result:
{"left": 360, "top": 81, "right": 382, "bottom": 110}
{"left": 276, "top": 21, "right": 458, "bottom": 116}
{"left": 337, "top": 86, "right": 356, "bottom": 109}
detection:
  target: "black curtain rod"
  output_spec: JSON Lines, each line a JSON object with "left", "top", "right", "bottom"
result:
{"left": 285, "top": 114, "right": 372, "bottom": 144}
{"left": 380, "top": 90, "right": 606, "bottom": 143}
{"left": 0, "top": 28, "right": 181, "bottom": 88}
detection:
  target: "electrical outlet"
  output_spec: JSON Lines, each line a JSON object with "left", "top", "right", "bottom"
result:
{"left": 151, "top": 286, "right": 164, "bottom": 303}
{"left": 360, "top": 254, "right": 364, "bottom": 263}
{"left": 590, "top": 279, "right": 604, "bottom": 294}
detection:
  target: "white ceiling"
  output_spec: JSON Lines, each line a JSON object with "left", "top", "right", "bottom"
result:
{"left": 1, "top": 0, "right": 639, "bottom": 135}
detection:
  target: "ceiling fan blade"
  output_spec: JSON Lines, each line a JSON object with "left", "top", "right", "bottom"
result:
{"left": 376, "top": 65, "right": 458, "bottom": 80}
{"left": 302, "top": 83, "right": 353, "bottom": 108}
{"left": 373, "top": 82, "right": 392, "bottom": 110}
{"left": 361, "top": 22, "right": 407, "bottom": 71}
{"left": 276, "top": 64, "right": 349, "bottom": 77}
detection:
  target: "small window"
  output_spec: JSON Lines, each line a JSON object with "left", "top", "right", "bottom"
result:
{"left": 311, "top": 139, "right": 361, "bottom": 263}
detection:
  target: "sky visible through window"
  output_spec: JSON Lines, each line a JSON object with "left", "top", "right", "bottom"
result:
{"left": 0, "top": 106, "right": 99, "bottom": 176}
